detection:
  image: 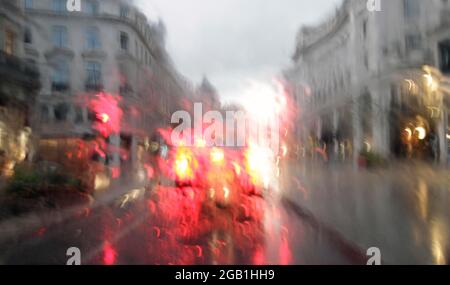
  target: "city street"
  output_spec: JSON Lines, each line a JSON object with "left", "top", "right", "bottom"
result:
{"left": 0, "top": 0, "right": 449, "bottom": 268}
{"left": 1, "top": 161, "right": 447, "bottom": 265}
{"left": 283, "top": 161, "right": 450, "bottom": 265}
{"left": 0, "top": 174, "right": 365, "bottom": 265}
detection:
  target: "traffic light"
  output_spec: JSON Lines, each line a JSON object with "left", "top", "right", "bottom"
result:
{"left": 89, "top": 92, "right": 123, "bottom": 138}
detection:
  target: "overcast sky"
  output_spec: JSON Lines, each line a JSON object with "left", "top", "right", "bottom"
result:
{"left": 135, "top": 0, "right": 342, "bottom": 103}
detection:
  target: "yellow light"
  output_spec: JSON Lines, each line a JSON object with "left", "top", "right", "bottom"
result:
{"left": 2, "top": 160, "right": 15, "bottom": 177}
{"left": 94, "top": 173, "right": 110, "bottom": 191}
{"left": 174, "top": 148, "right": 195, "bottom": 180}
{"left": 210, "top": 148, "right": 224, "bottom": 164}
{"left": 245, "top": 143, "right": 274, "bottom": 186}
{"left": 98, "top": 113, "right": 110, "bottom": 123}
{"left": 223, "top": 187, "right": 230, "bottom": 200}
{"left": 209, "top": 188, "right": 215, "bottom": 199}
{"left": 405, "top": 128, "right": 412, "bottom": 141}
{"left": 431, "top": 220, "right": 447, "bottom": 265}
{"left": 176, "top": 156, "right": 189, "bottom": 177}
{"left": 415, "top": 127, "right": 427, "bottom": 140}
{"left": 424, "top": 74, "right": 433, "bottom": 87}
{"left": 281, "top": 145, "right": 288, "bottom": 157}
{"left": 416, "top": 179, "right": 428, "bottom": 222}
{"left": 130, "top": 188, "right": 144, "bottom": 200}
{"left": 423, "top": 73, "right": 439, "bottom": 92}
{"left": 120, "top": 194, "right": 130, "bottom": 208}
{"left": 404, "top": 79, "right": 415, "bottom": 92}
{"left": 364, "top": 140, "right": 372, "bottom": 152}
{"left": 231, "top": 161, "right": 241, "bottom": 175}
{"left": 195, "top": 138, "right": 206, "bottom": 148}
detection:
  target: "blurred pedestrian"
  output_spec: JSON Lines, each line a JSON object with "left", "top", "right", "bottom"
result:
{"left": 429, "top": 132, "right": 438, "bottom": 163}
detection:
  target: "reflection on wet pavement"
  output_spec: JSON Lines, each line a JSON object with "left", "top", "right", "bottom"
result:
{"left": 1, "top": 163, "right": 448, "bottom": 265}
{"left": 0, "top": 182, "right": 363, "bottom": 265}
{"left": 284, "top": 162, "right": 450, "bottom": 265}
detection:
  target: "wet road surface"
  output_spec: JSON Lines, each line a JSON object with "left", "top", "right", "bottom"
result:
{"left": 0, "top": 183, "right": 364, "bottom": 265}
{"left": 3, "top": 161, "right": 447, "bottom": 265}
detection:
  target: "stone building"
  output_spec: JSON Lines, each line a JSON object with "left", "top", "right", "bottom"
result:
{"left": 22, "top": 0, "right": 188, "bottom": 180}
{"left": 0, "top": 0, "right": 40, "bottom": 176}
{"left": 195, "top": 77, "right": 221, "bottom": 112}
{"left": 285, "top": 0, "right": 450, "bottom": 164}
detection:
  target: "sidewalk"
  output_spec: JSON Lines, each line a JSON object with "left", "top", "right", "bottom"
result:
{"left": 0, "top": 176, "right": 141, "bottom": 246}
{"left": 282, "top": 160, "right": 450, "bottom": 264}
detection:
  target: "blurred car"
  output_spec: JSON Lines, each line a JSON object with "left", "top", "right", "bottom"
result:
{"left": 167, "top": 144, "right": 268, "bottom": 209}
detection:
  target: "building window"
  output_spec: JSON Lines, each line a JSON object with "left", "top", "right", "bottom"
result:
{"left": 120, "top": 32, "right": 129, "bottom": 51}
{"left": 52, "top": 0, "right": 66, "bottom": 12}
{"left": 85, "top": 0, "right": 99, "bottom": 15}
{"left": 4, "top": 30, "right": 15, "bottom": 55}
{"left": 51, "top": 60, "right": 70, "bottom": 92}
{"left": 40, "top": 105, "right": 50, "bottom": 122}
{"left": 119, "top": 83, "right": 133, "bottom": 96}
{"left": 24, "top": 0, "right": 33, "bottom": 9}
{"left": 74, "top": 107, "right": 84, "bottom": 123}
{"left": 24, "top": 27, "right": 32, "bottom": 44}
{"left": 404, "top": 0, "right": 420, "bottom": 18}
{"left": 52, "top": 26, "right": 68, "bottom": 48}
{"left": 439, "top": 40, "right": 450, "bottom": 74}
{"left": 120, "top": 5, "right": 129, "bottom": 18}
{"left": 54, "top": 103, "right": 70, "bottom": 122}
{"left": 85, "top": 27, "right": 101, "bottom": 49}
{"left": 85, "top": 61, "right": 102, "bottom": 90}
{"left": 405, "top": 34, "right": 422, "bottom": 51}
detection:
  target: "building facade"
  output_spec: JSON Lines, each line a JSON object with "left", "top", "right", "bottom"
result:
{"left": 285, "top": 0, "right": 450, "bottom": 164}
{"left": 195, "top": 77, "right": 221, "bottom": 112}
{"left": 0, "top": 0, "right": 40, "bottom": 176}
{"left": 22, "top": 0, "right": 189, "bottom": 182}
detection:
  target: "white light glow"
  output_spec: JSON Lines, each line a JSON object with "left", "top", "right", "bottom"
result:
{"left": 241, "top": 81, "right": 285, "bottom": 121}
